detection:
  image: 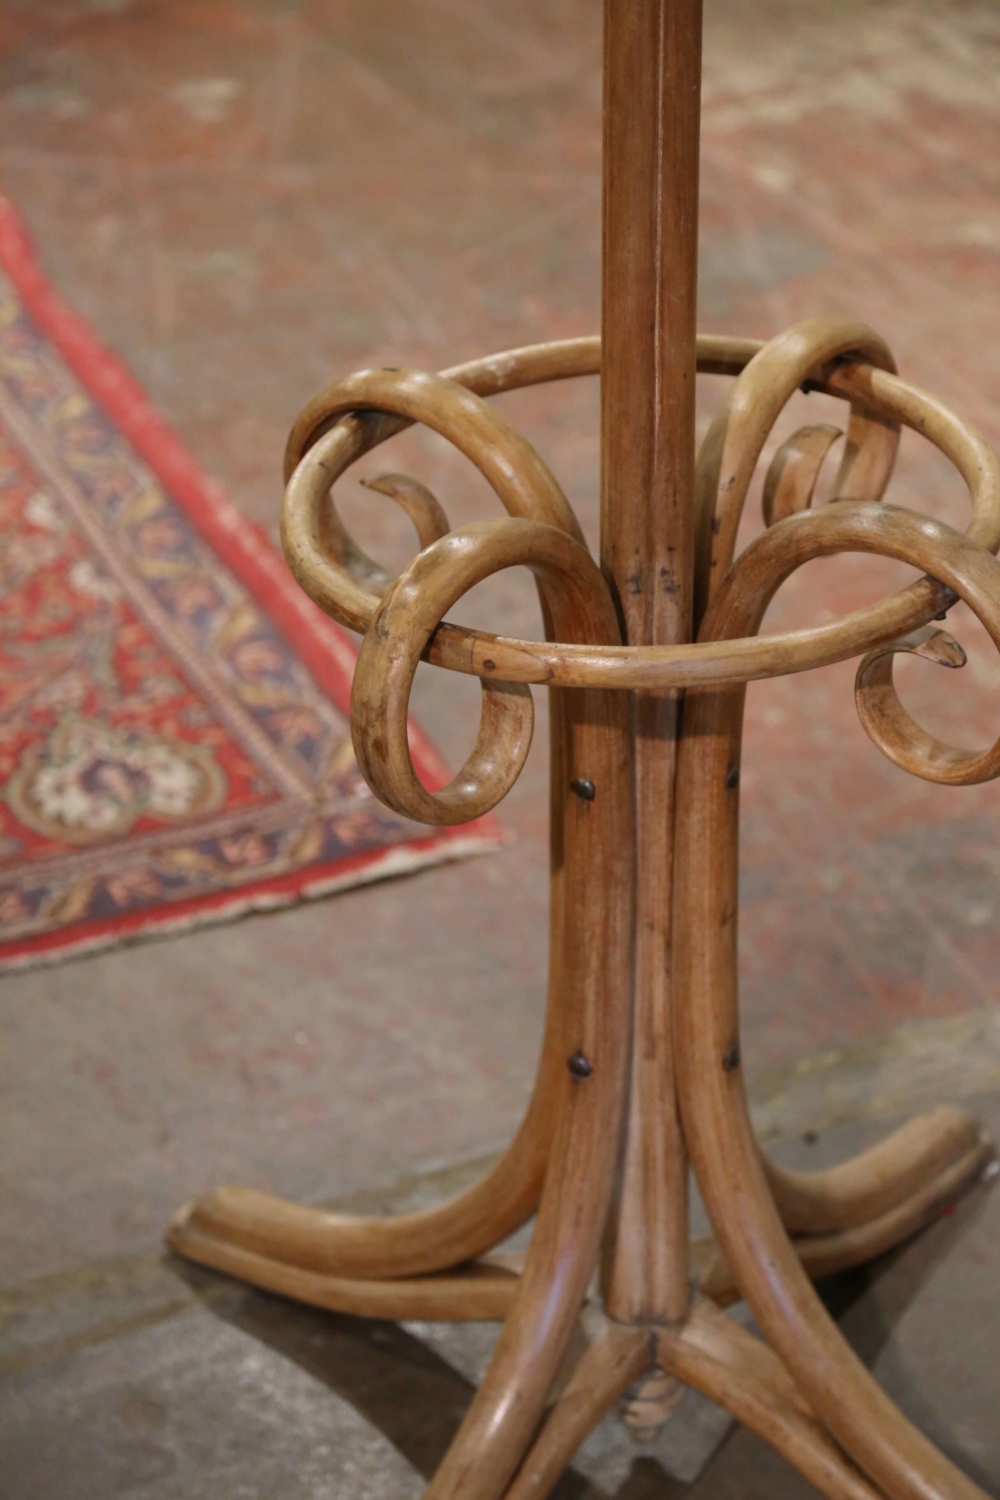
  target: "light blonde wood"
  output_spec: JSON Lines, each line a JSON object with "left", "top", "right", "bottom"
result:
{"left": 674, "top": 501, "right": 998, "bottom": 1500}
{"left": 180, "top": 350, "right": 1000, "bottom": 1499}
{"left": 597, "top": 0, "right": 696, "bottom": 1341}
{"left": 280, "top": 337, "right": 1000, "bottom": 692}
{"left": 764, "top": 1103, "right": 984, "bottom": 1234}
{"left": 504, "top": 1318, "right": 650, "bottom": 1499}
{"left": 697, "top": 1132, "right": 991, "bottom": 1305}
{"left": 168, "top": 2, "right": 1000, "bottom": 1496}
{"left": 762, "top": 422, "right": 843, "bottom": 526}
{"left": 657, "top": 1302, "right": 883, "bottom": 1500}
{"left": 167, "top": 1120, "right": 989, "bottom": 1331}
{"left": 166, "top": 1212, "right": 521, "bottom": 1322}
{"left": 855, "top": 618, "right": 1000, "bottom": 783}
{"left": 282, "top": 333, "right": 754, "bottom": 485}
{"left": 416, "top": 514, "right": 634, "bottom": 1500}
{"left": 693, "top": 318, "right": 900, "bottom": 623}
{"left": 168, "top": 1170, "right": 544, "bottom": 1284}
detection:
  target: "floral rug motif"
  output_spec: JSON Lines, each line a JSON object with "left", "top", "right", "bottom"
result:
{"left": 0, "top": 196, "right": 496, "bottom": 971}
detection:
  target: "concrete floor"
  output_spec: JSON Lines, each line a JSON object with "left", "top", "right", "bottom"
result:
{"left": 2, "top": 0, "right": 1000, "bottom": 1494}
{"left": 3, "top": 1088, "right": 999, "bottom": 1497}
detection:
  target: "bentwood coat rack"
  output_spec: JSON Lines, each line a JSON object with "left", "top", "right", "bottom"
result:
{"left": 169, "top": 4, "right": 1000, "bottom": 1496}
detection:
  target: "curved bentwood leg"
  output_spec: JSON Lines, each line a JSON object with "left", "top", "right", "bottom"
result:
{"left": 169, "top": 325, "right": 1000, "bottom": 1500}
{"left": 169, "top": 370, "right": 600, "bottom": 1297}
{"left": 366, "top": 520, "right": 635, "bottom": 1500}
{"left": 658, "top": 1301, "right": 884, "bottom": 1500}
{"left": 674, "top": 502, "right": 1000, "bottom": 1500}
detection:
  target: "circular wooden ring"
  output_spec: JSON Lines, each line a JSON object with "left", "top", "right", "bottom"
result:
{"left": 282, "top": 335, "right": 1000, "bottom": 694}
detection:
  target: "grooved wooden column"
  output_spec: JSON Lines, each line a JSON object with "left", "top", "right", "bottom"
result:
{"left": 600, "top": 0, "right": 702, "bottom": 1324}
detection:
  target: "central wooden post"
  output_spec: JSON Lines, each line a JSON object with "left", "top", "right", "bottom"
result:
{"left": 600, "top": 0, "right": 703, "bottom": 1326}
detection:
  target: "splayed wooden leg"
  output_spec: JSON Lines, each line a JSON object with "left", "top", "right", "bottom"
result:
{"left": 504, "top": 1318, "right": 651, "bottom": 1500}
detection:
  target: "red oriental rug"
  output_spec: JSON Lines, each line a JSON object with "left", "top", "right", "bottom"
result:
{"left": 0, "top": 196, "right": 499, "bottom": 972}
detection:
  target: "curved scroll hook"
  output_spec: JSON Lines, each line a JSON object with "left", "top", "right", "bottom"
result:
{"left": 352, "top": 517, "right": 617, "bottom": 825}
{"left": 361, "top": 473, "right": 451, "bottom": 550}
{"left": 694, "top": 319, "right": 899, "bottom": 624}
{"left": 853, "top": 617, "right": 1000, "bottom": 784}
{"left": 707, "top": 500, "right": 1000, "bottom": 786}
{"left": 310, "top": 471, "right": 452, "bottom": 593}
{"left": 279, "top": 336, "right": 762, "bottom": 644}
{"left": 762, "top": 423, "right": 843, "bottom": 527}
{"left": 281, "top": 366, "right": 584, "bottom": 636}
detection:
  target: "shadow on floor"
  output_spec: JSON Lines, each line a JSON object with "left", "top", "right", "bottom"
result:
{"left": 169, "top": 1167, "right": 994, "bottom": 1497}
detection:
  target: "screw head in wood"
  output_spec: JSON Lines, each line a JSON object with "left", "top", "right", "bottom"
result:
{"left": 568, "top": 1051, "right": 593, "bottom": 1079}
{"left": 570, "top": 777, "right": 596, "bottom": 801}
{"left": 722, "top": 1043, "right": 741, "bottom": 1072}
{"left": 725, "top": 766, "right": 740, "bottom": 791}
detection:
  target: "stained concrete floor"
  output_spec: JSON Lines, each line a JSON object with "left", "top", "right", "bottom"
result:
{"left": 2, "top": 0, "right": 1000, "bottom": 1494}
{"left": 2, "top": 1086, "right": 999, "bottom": 1498}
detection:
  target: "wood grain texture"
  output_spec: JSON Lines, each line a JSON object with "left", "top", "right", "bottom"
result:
{"left": 696, "top": 1132, "right": 992, "bottom": 1305}
{"left": 408, "top": 518, "right": 635, "bottom": 1499}
{"left": 674, "top": 502, "right": 999, "bottom": 1499}
{"left": 165, "top": 1214, "right": 521, "bottom": 1322}
{"left": 658, "top": 1302, "right": 884, "bottom": 1500}
{"left": 597, "top": 0, "right": 698, "bottom": 1336}
{"left": 169, "top": 2, "right": 1000, "bottom": 1495}
{"left": 280, "top": 334, "right": 1000, "bottom": 691}
{"left": 764, "top": 1104, "right": 985, "bottom": 1234}
{"left": 504, "top": 1317, "right": 651, "bottom": 1500}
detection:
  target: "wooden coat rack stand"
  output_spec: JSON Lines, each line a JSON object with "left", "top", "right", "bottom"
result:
{"left": 169, "top": 4, "right": 1000, "bottom": 1495}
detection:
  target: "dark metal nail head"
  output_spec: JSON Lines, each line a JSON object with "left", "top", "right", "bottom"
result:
{"left": 568, "top": 1051, "right": 593, "bottom": 1079}
{"left": 570, "top": 777, "right": 596, "bottom": 801}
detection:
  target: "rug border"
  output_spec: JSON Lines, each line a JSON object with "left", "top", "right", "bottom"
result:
{"left": 0, "top": 833, "right": 495, "bottom": 973}
{"left": 0, "top": 194, "right": 503, "bottom": 971}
